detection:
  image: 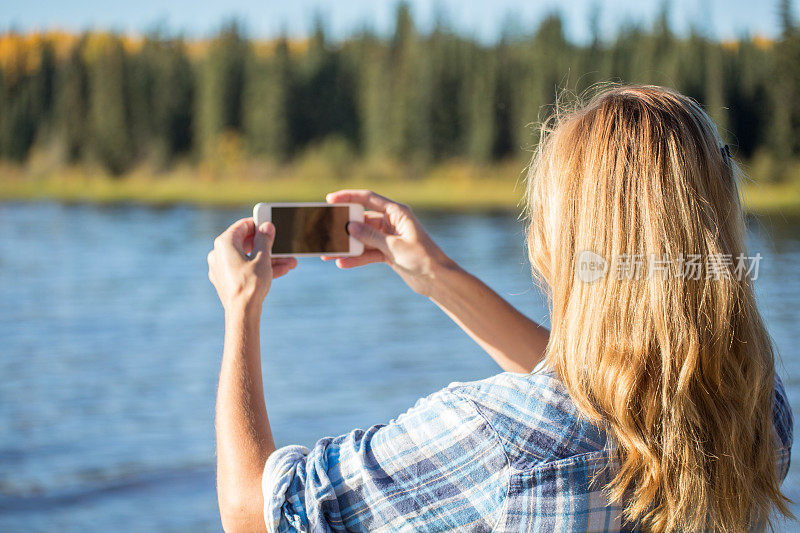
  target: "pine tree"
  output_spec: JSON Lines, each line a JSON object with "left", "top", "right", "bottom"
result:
{"left": 704, "top": 41, "right": 729, "bottom": 137}
{"left": 464, "top": 46, "right": 496, "bottom": 162}
{"left": 491, "top": 34, "right": 515, "bottom": 159}
{"left": 85, "top": 34, "right": 133, "bottom": 174}
{"left": 577, "top": 2, "right": 606, "bottom": 91}
{"left": 389, "top": 2, "right": 431, "bottom": 160}
{"left": 427, "top": 26, "right": 467, "bottom": 159}
{"left": 140, "top": 36, "right": 194, "bottom": 164}
{"left": 0, "top": 83, "right": 36, "bottom": 161}
{"left": 127, "top": 37, "right": 156, "bottom": 162}
{"left": 53, "top": 40, "right": 89, "bottom": 163}
{"left": 29, "top": 42, "right": 56, "bottom": 136}
{"left": 196, "top": 22, "right": 247, "bottom": 156}
{"left": 513, "top": 14, "right": 570, "bottom": 155}
{"left": 770, "top": 0, "right": 800, "bottom": 166}
{"left": 243, "top": 36, "right": 291, "bottom": 160}
{"left": 355, "top": 30, "right": 392, "bottom": 158}
{"left": 727, "top": 37, "right": 771, "bottom": 157}
{"left": 291, "top": 17, "right": 359, "bottom": 152}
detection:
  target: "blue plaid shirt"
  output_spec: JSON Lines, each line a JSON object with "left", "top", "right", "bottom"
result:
{"left": 262, "top": 369, "right": 793, "bottom": 532}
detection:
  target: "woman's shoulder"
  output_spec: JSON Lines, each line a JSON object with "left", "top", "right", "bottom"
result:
{"left": 445, "top": 369, "right": 573, "bottom": 417}
{"left": 428, "top": 370, "right": 792, "bottom": 474}
{"left": 444, "top": 369, "right": 609, "bottom": 470}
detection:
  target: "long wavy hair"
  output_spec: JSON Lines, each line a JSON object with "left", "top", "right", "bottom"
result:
{"left": 525, "top": 85, "right": 791, "bottom": 531}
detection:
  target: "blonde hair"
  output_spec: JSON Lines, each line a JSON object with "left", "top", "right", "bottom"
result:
{"left": 525, "top": 85, "right": 791, "bottom": 531}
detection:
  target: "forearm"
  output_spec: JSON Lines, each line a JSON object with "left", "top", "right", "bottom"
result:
{"left": 429, "top": 261, "right": 549, "bottom": 374}
{"left": 216, "top": 307, "right": 275, "bottom": 532}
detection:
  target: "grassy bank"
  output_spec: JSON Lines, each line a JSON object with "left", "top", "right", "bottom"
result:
{"left": 0, "top": 160, "right": 530, "bottom": 210}
{"left": 2, "top": 160, "right": 800, "bottom": 213}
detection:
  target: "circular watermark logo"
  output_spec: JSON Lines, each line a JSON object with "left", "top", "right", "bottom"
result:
{"left": 576, "top": 250, "right": 608, "bottom": 283}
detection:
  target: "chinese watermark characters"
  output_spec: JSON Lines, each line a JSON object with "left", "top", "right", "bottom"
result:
{"left": 576, "top": 251, "right": 762, "bottom": 283}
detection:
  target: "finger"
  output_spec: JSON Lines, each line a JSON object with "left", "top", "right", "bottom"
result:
{"left": 218, "top": 218, "right": 255, "bottom": 254}
{"left": 252, "top": 222, "right": 275, "bottom": 264}
{"left": 272, "top": 260, "right": 298, "bottom": 279}
{"left": 335, "top": 250, "right": 386, "bottom": 269}
{"left": 321, "top": 214, "right": 384, "bottom": 259}
{"left": 271, "top": 257, "right": 297, "bottom": 269}
{"left": 362, "top": 213, "right": 387, "bottom": 245}
{"left": 346, "top": 220, "right": 388, "bottom": 254}
{"left": 364, "top": 211, "right": 385, "bottom": 230}
{"left": 326, "top": 190, "right": 393, "bottom": 213}
{"left": 242, "top": 233, "right": 254, "bottom": 255}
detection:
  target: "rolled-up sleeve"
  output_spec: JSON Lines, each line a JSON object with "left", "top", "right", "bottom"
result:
{"left": 261, "top": 386, "right": 509, "bottom": 532}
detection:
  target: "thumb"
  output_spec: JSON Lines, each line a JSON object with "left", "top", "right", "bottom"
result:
{"left": 347, "top": 221, "right": 388, "bottom": 254}
{"left": 252, "top": 222, "right": 275, "bottom": 262}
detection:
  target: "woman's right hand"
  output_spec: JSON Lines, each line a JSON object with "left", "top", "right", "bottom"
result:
{"left": 323, "top": 190, "right": 455, "bottom": 297}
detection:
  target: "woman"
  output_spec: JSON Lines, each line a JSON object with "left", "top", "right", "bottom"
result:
{"left": 207, "top": 85, "right": 793, "bottom": 532}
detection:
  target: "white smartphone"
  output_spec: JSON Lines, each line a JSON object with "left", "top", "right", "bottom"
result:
{"left": 253, "top": 202, "right": 365, "bottom": 258}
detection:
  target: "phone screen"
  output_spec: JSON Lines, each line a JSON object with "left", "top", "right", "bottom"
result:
{"left": 271, "top": 206, "right": 350, "bottom": 254}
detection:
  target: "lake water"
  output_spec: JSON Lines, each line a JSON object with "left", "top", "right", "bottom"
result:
{"left": 0, "top": 202, "right": 798, "bottom": 531}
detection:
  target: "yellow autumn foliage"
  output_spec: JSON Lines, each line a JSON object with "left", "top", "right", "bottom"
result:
{"left": 0, "top": 29, "right": 313, "bottom": 74}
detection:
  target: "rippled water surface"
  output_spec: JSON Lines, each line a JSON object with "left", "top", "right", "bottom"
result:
{"left": 1, "top": 202, "right": 798, "bottom": 531}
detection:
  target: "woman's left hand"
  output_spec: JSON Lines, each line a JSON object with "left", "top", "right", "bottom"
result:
{"left": 207, "top": 218, "right": 297, "bottom": 315}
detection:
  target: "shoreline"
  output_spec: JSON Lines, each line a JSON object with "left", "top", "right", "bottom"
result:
{"left": 0, "top": 164, "right": 529, "bottom": 211}
{"left": 1, "top": 170, "right": 800, "bottom": 214}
